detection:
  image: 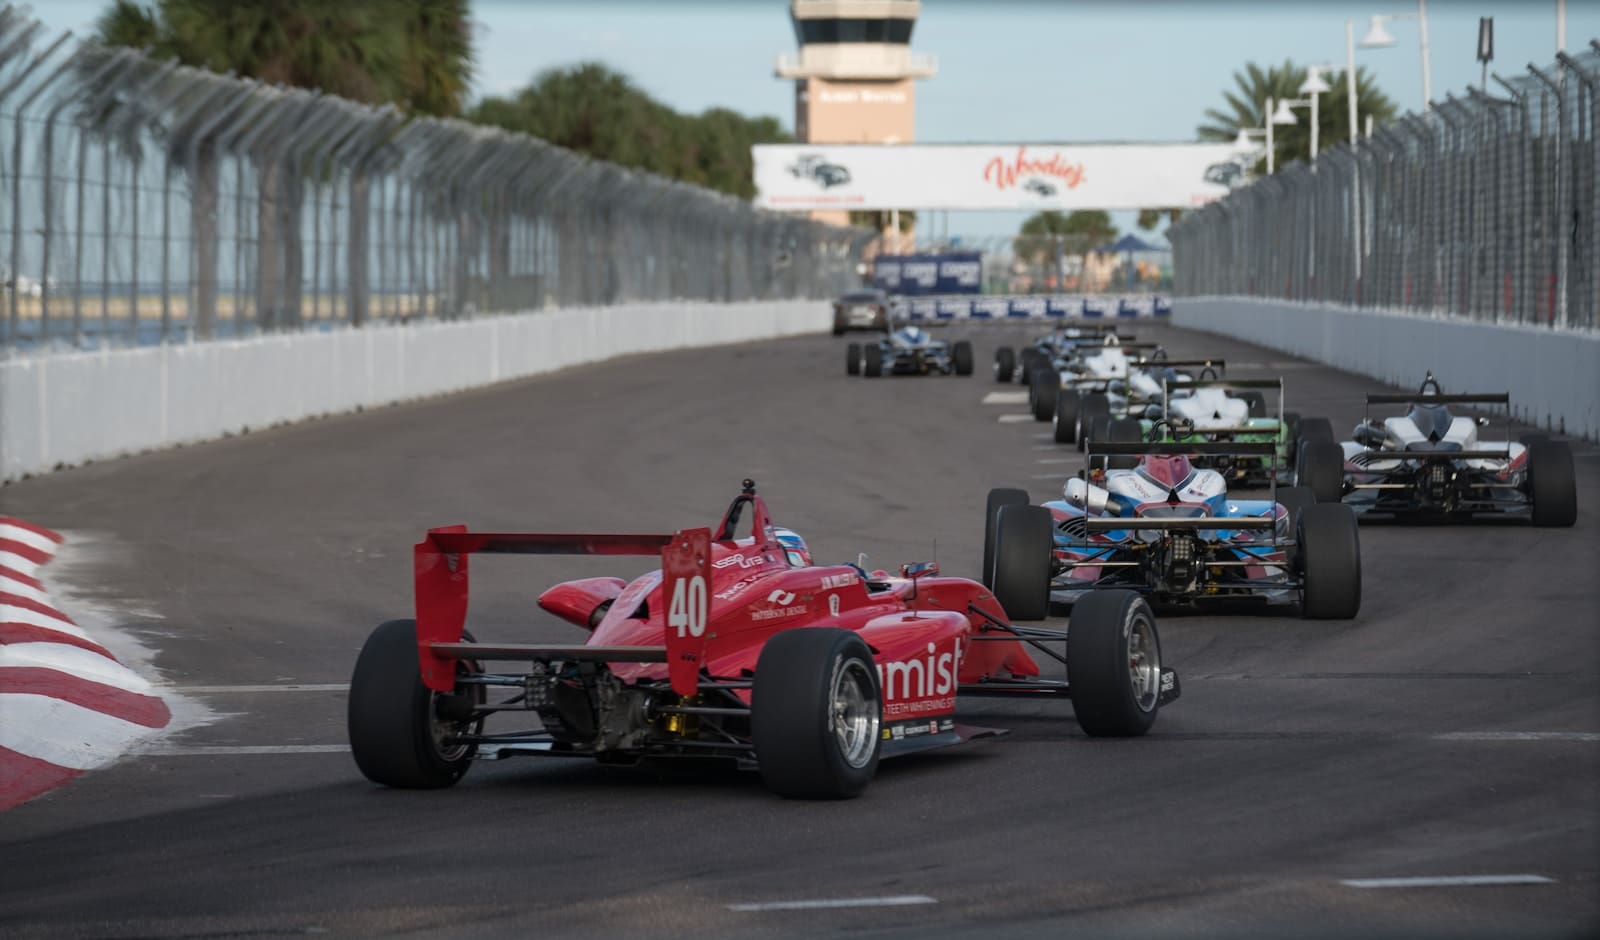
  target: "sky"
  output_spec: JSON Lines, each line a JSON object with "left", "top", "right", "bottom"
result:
{"left": 30, "top": 0, "right": 1600, "bottom": 239}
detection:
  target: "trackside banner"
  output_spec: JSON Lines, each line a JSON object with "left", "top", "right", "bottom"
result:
{"left": 873, "top": 253, "right": 982, "bottom": 295}
{"left": 899, "top": 294, "right": 1170, "bottom": 320}
{"left": 752, "top": 143, "right": 1258, "bottom": 211}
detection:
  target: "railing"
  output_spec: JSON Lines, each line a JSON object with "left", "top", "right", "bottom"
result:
{"left": 1169, "top": 46, "right": 1600, "bottom": 332}
{"left": 0, "top": 5, "right": 872, "bottom": 352}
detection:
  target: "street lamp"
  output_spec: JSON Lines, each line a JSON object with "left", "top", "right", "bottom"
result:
{"left": 1238, "top": 96, "right": 1279, "bottom": 174}
{"left": 1362, "top": 0, "right": 1432, "bottom": 109}
{"left": 1272, "top": 95, "right": 1320, "bottom": 162}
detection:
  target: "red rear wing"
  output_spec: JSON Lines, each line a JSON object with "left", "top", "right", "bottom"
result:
{"left": 414, "top": 526, "right": 710, "bottom": 693}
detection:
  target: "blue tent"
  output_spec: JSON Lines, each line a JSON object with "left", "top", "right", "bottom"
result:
{"left": 1099, "top": 234, "right": 1163, "bottom": 289}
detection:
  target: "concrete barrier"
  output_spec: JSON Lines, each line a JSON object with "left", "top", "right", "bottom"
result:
{"left": 0, "top": 301, "right": 829, "bottom": 481}
{"left": 1174, "top": 296, "right": 1600, "bottom": 441}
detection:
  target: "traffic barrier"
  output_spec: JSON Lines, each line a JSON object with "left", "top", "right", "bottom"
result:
{"left": 0, "top": 301, "right": 829, "bottom": 482}
{"left": 1174, "top": 296, "right": 1600, "bottom": 441}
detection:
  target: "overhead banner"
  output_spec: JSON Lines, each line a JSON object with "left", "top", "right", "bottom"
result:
{"left": 752, "top": 142, "right": 1259, "bottom": 211}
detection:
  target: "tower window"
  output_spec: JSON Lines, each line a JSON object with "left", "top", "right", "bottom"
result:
{"left": 794, "top": 18, "right": 915, "bottom": 45}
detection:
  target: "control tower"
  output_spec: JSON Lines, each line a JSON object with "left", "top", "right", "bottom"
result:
{"left": 776, "top": 0, "right": 935, "bottom": 233}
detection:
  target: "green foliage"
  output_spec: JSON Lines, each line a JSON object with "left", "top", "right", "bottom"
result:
{"left": 1016, "top": 210, "right": 1117, "bottom": 259}
{"left": 849, "top": 210, "right": 916, "bottom": 233}
{"left": 468, "top": 63, "right": 792, "bottom": 200}
{"left": 1198, "top": 59, "right": 1400, "bottom": 173}
{"left": 95, "top": 0, "right": 473, "bottom": 116}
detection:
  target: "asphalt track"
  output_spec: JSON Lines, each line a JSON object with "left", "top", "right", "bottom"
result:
{"left": 1, "top": 320, "right": 1596, "bottom": 940}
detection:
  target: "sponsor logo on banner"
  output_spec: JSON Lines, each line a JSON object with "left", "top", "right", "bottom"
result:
{"left": 983, "top": 146, "right": 1086, "bottom": 192}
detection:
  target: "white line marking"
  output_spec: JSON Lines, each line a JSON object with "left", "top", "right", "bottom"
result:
{"left": 1031, "top": 473, "right": 1067, "bottom": 480}
{"left": 997, "top": 414, "right": 1035, "bottom": 423}
{"left": 1035, "top": 457, "right": 1075, "bottom": 464}
{"left": 1432, "top": 731, "right": 1599, "bottom": 742}
{"left": 174, "top": 684, "right": 349, "bottom": 693}
{"left": 141, "top": 744, "right": 350, "bottom": 756}
{"left": 982, "top": 391, "right": 1029, "bottom": 405}
{"left": 727, "top": 895, "right": 937, "bottom": 912}
{"left": 1341, "top": 875, "right": 1555, "bottom": 889}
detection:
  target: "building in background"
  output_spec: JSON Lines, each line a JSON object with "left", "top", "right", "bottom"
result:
{"left": 776, "top": 0, "right": 934, "bottom": 245}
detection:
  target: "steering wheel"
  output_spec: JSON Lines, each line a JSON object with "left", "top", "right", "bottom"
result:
{"left": 1146, "top": 416, "right": 1194, "bottom": 442}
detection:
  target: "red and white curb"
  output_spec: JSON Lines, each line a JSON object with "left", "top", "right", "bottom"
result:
{"left": 0, "top": 518, "right": 172, "bottom": 811}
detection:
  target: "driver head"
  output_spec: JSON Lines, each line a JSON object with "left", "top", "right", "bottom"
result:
{"left": 773, "top": 527, "right": 811, "bottom": 567}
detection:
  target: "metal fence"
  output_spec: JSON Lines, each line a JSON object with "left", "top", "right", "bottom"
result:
{"left": 1169, "top": 46, "right": 1600, "bottom": 332}
{"left": 0, "top": 6, "right": 871, "bottom": 352}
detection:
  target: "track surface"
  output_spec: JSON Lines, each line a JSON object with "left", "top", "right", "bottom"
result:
{"left": 2, "top": 321, "right": 1596, "bottom": 939}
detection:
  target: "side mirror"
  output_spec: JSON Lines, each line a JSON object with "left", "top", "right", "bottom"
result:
{"left": 900, "top": 561, "right": 939, "bottom": 580}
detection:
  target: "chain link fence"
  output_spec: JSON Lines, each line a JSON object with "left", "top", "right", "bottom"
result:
{"left": 1170, "top": 46, "right": 1600, "bottom": 332}
{"left": 0, "top": 6, "right": 871, "bottom": 352}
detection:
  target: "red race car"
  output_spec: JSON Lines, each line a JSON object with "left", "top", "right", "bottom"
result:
{"left": 348, "top": 481, "right": 1180, "bottom": 799}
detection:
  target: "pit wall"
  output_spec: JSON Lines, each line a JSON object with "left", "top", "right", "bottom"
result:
{"left": 1173, "top": 297, "right": 1600, "bottom": 442}
{"left": 0, "top": 301, "right": 828, "bottom": 482}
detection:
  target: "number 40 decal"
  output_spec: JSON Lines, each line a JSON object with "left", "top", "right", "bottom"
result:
{"left": 669, "top": 574, "right": 708, "bottom": 638}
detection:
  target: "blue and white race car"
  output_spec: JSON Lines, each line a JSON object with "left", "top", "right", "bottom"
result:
{"left": 848, "top": 325, "right": 974, "bottom": 377}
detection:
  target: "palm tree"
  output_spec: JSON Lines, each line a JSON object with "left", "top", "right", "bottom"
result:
{"left": 1199, "top": 59, "right": 1399, "bottom": 173}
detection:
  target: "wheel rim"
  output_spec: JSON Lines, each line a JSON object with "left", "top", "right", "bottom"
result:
{"left": 1127, "top": 613, "right": 1160, "bottom": 713}
{"left": 430, "top": 663, "right": 482, "bottom": 761}
{"left": 830, "top": 656, "right": 880, "bottom": 769}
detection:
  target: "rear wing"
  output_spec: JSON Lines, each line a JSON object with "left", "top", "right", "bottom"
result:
{"left": 414, "top": 526, "right": 712, "bottom": 695}
{"left": 1082, "top": 516, "right": 1275, "bottom": 532}
{"left": 1087, "top": 442, "right": 1278, "bottom": 457}
{"left": 1141, "top": 358, "right": 1228, "bottom": 370}
{"left": 1366, "top": 392, "right": 1509, "bottom": 404}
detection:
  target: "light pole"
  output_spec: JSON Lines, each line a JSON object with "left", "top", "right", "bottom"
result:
{"left": 1361, "top": 1, "right": 1432, "bottom": 110}
{"left": 1236, "top": 97, "right": 1277, "bottom": 174}
{"left": 1271, "top": 95, "right": 1317, "bottom": 162}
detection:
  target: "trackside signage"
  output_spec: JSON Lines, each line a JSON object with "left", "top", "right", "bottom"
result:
{"left": 753, "top": 142, "right": 1260, "bottom": 211}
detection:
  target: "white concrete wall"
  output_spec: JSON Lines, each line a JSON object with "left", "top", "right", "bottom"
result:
{"left": 0, "top": 301, "right": 829, "bottom": 482}
{"left": 1174, "top": 296, "right": 1600, "bottom": 442}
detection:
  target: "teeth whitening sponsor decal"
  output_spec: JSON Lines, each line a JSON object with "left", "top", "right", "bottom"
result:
{"left": 878, "top": 638, "right": 961, "bottom": 717}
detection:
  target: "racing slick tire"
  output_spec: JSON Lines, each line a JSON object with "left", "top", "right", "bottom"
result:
{"left": 1102, "top": 417, "right": 1144, "bottom": 471}
{"left": 846, "top": 343, "right": 861, "bottom": 376}
{"left": 1297, "top": 416, "right": 1335, "bottom": 445}
{"left": 992, "top": 504, "right": 1055, "bottom": 621}
{"left": 753, "top": 628, "right": 882, "bottom": 799}
{"left": 1296, "top": 439, "right": 1345, "bottom": 504}
{"left": 1031, "top": 368, "right": 1059, "bottom": 421}
{"left": 348, "top": 619, "right": 481, "bottom": 789}
{"left": 1020, "top": 347, "right": 1044, "bottom": 385}
{"left": 953, "top": 340, "right": 975, "bottom": 376}
{"left": 1519, "top": 431, "right": 1549, "bottom": 447}
{"left": 1282, "top": 412, "right": 1303, "bottom": 469}
{"left": 1297, "top": 504, "right": 1361, "bottom": 620}
{"left": 983, "top": 487, "right": 1032, "bottom": 588}
{"left": 1528, "top": 439, "right": 1577, "bottom": 527}
{"left": 863, "top": 352, "right": 883, "bottom": 378}
{"left": 1066, "top": 590, "right": 1163, "bottom": 737}
{"left": 994, "top": 346, "right": 1016, "bottom": 383}
{"left": 1053, "top": 389, "right": 1081, "bottom": 444}
{"left": 1076, "top": 393, "right": 1112, "bottom": 452}
{"left": 1238, "top": 391, "right": 1267, "bottom": 418}
{"left": 1082, "top": 415, "right": 1110, "bottom": 457}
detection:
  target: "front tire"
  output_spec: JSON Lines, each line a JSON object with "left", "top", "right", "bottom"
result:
{"left": 753, "top": 629, "right": 882, "bottom": 799}
{"left": 1297, "top": 439, "right": 1345, "bottom": 503}
{"left": 1067, "top": 590, "right": 1162, "bottom": 737}
{"left": 1031, "top": 368, "right": 1059, "bottom": 421}
{"left": 845, "top": 343, "right": 861, "bottom": 376}
{"left": 348, "top": 619, "right": 479, "bottom": 789}
{"left": 1077, "top": 393, "right": 1111, "bottom": 452}
{"left": 1528, "top": 439, "right": 1577, "bottom": 527}
{"left": 1101, "top": 416, "right": 1144, "bottom": 471}
{"left": 983, "top": 487, "right": 1031, "bottom": 588}
{"left": 1298, "top": 504, "right": 1361, "bottom": 619}
{"left": 994, "top": 346, "right": 1016, "bottom": 383}
{"left": 863, "top": 352, "right": 883, "bottom": 377}
{"left": 1053, "top": 388, "right": 1080, "bottom": 444}
{"left": 992, "top": 504, "right": 1054, "bottom": 621}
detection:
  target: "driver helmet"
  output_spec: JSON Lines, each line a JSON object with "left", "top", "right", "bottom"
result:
{"left": 773, "top": 527, "right": 812, "bottom": 567}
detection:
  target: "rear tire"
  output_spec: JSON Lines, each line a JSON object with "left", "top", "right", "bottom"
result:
{"left": 983, "top": 487, "right": 1031, "bottom": 588}
{"left": 1274, "top": 485, "right": 1316, "bottom": 568}
{"left": 348, "top": 619, "right": 478, "bottom": 789}
{"left": 992, "top": 504, "right": 1054, "bottom": 621}
{"left": 1298, "top": 416, "right": 1335, "bottom": 444}
{"left": 1102, "top": 417, "right": 1144, "bottom": 471}
{"left": 1067, "top": 590, "right": 1162, "bottom": 737}
{"left": 1053, "top": 389, "right": 1080, "bottom": 444}
{"left": 1077, "top": 393, "right": 1111, "bottom": 452}
{"left": 1296, "top": 439, "right": 1345, "bottom": 503}
{"left": 863, "top": 352, "right": 883, "bottom": 377}
{"left": 1297, "top": 504, "right": 1361, "bottom": 619}
{"left": 753, "top": 629, "right": 881, "bottom": 800}
{"left": 845, "top": 343, "right": 861, "bottom": 376}
{"left": 1031, "top": 368, "right": 1059, "bottom": 421}
{"left": 994, "top": 346, "right": 1015, "bottom": 383}
{"left": 1528, "top": 440, "right": 1577, "bottom": 527}
{"left": 952, "top": 340, "right": 974, "bottom": 376}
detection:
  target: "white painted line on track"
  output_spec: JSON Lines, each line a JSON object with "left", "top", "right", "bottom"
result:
{"left": 1432, "top": 731, "right": 1599, "bottom": 742}
{"left": 728, "top": 895, "right": 937, "bottom": 912}
{"left": 141, "top": 744, "right": 350, "bottom": 756}
{"left": 1341, "top": 875, "right": 1554, "bottom": 889}
{"left": 997, "top": 414, "right": 1034, "bottom": 423}
{"left": 1031, "top": 473, "right": 1067, "bottom": 480}
{"left": 982, "top": 391, "right": 1029, "bottom": 405}
{"left": 174, "top": 684, "right": 349, "bottom": 693}
{"left": 1035, "top": 458, "right": 1074, "bottom": 464}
